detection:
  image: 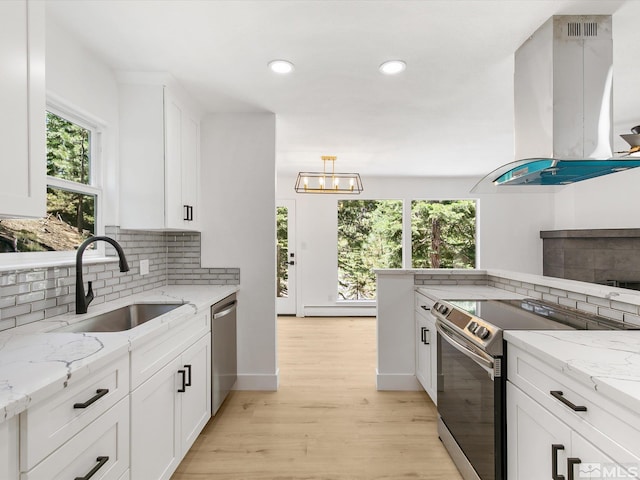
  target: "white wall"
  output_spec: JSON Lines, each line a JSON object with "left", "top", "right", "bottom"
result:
{"left": 45, "top": 15, "right": 120, "bottom": 226}
{"left": 553, "top": 167, "right": 640, "bottom": 229}
{"left": 277, "top": 174, "right": 555, "bottom": 315}
{"left": 201, "top": 113, "right": 278, "bottom": 390}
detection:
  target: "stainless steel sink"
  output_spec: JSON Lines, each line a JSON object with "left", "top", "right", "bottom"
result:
{"left": 55, "top": 303, "right": 183, "bottom": 333}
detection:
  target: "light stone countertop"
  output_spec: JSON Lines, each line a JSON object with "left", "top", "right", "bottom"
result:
{"left": 0, "top": 284, "right": 238, "bottom": 423}
{"left": 504, "top": 330, "right": 640, "bottom": 414}
{"left": 416, "top": 284, "right": 526, "bottom": 300}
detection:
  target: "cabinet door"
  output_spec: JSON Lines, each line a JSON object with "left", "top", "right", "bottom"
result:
{"left": 164, "top": 88, "right": 184, "bottom": 229}
{"left": 0, "top": 0, "right": 45, "bottom": 218}
{"left": 163, "top": 87, "right": 200, "bottom": 230}
{"left": 570, "top": 433, "right": 628, "bottom": 480}
{"left": 181, "top": 111, "right": 199, "bottom": 229}
{"left": 179, "top": 334, "right": 211, "bottom": 454}
{"left": 131, "top": 357, "right": 181, "bottom": 480}
{"left": 415, "top": 315, "right": 431, "bottom": 391}
{"left": 415, "top": 309, "right": 437, "bottom": 403}
{"left": 0, "top": 417, "right": 18, "bottom": 480}
{"left": 507, "top": 381, "right": 572, "bottom": 480}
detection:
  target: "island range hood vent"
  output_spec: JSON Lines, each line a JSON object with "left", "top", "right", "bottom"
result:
{"left": 472, "top": 15, "right": 640, "bottom": 193}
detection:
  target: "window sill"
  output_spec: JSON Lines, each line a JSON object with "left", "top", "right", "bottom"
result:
{"left": 0, "top": 255, "right": 118, "bottom": 273}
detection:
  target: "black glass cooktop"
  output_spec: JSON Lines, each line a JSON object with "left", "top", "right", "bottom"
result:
{"left": 448, "top": 298, "right": 637, "bottom": 331}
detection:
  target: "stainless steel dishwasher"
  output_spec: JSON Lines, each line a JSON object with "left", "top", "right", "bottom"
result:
{"left": 211, "top": 294, "right": 237, "bottom": 415}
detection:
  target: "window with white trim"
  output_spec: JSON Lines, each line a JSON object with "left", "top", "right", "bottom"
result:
{"left": 0, "top": 106, "right": 102, "bottom": 255}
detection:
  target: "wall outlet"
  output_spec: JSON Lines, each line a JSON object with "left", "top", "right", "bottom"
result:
{"left": 140, "top": 259, "right": 149, "bottom": 276}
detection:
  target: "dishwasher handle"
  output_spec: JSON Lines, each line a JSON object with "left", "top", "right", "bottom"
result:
{"left": 213, "top": 300, "right": 237, "bottom": 319}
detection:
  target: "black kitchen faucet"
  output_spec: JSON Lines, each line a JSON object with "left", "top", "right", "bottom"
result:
{"left": 75, "top": 236, "right": 130, "bottom": 314}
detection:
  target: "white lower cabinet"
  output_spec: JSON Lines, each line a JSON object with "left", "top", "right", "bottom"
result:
{"left": 22, "top": 396, "right": 129, "bottom": 480}
{"left": 415, "top": 292, "right": 437, "bottom": 403}
{"left": 20, "top": 356, "right": 129, "bottom": 471}
{"left": 507, "top": 343, "right": 640, "bottom": 480}
{"left": 0, "top": 416, "right": 19, "bottom": 480}
{"left": 507, "top": 382, "right": 619, "bottom": 480}
{"left": 16, "top": 356, "right": 130, "bottom": 480}
{"left": 131, "top": 333, "right": 211, "bottom": 480}
{"left": 180, "top": 334, "right": 212, "bottom": 454}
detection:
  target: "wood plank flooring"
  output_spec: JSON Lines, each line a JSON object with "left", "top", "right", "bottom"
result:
{"left": 172, "top": 316, "right": 463, "bottom": 480}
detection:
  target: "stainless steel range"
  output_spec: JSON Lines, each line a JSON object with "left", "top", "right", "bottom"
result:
{"left": 430, "top": 298, "right": 637, "bottom": 480}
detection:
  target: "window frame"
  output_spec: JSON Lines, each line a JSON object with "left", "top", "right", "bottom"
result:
{"left": 0, "top": 98, "right": 106, "bottom": 267}
{"left": 336, "top": 198, "right": 404, "bottom": 301}
{"left": 335, "top": 196, "right": 479, "bottom": 302}
{"left": 409, "top": 198, "right": 478, "bottom": 269}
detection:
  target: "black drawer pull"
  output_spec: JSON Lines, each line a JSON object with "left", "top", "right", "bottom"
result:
{"left": 184, "top": 364, "right": 192, "bottom": 387}
{"left": 73, "top": 389, "right": 109, "bottom": 409}
{"left": 74, "top": 456, "right": 109, "bottom": 480}
{"left": 567, "top": 457, "right": 582, "bottom": 480}
{"left": 552, "top": 444, "right": 565, "bottom": 480}
{"left": 178, "top": 369, "right": 186, "bottom": 392}
{"left": 183, "top": 205, "right": 194, "bottom": 221}
{"left": 420, "top": 305, "right": 430, "bottom": 311}
{"left": 550, "top": 391, "right": 587, "bottom": 412}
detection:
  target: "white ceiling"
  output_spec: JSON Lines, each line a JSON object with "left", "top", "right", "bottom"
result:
{"left": 46, "top": 0, "right": 640, "bottom": 178}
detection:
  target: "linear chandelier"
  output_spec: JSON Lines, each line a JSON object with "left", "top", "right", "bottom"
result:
{"left": 294, "top": 156, "right": 363, "bottom": 194}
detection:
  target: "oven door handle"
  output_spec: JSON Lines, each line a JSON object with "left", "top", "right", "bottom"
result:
{"left": 436, "top": 323, "right": 495, "bottom": 377}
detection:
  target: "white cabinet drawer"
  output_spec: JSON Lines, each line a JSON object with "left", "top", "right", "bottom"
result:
{"left": 21, "top": 396, "right": 129, "bottom": 480}
{"left": 131, "top": 312, "right": 210, "bottom": 389}
{"left": 508, "top": 344, "right": 640, "bottom": 463}
{"left": 20, "top": 355, "right": 129, "bottom": 471}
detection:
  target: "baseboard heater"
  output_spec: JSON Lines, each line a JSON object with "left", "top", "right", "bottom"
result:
{"left": 303, "top": 304, "right": 376, "bottom": 317}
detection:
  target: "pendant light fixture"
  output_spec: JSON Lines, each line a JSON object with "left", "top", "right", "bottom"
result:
{"left": 294, "top": 156, "right": 363, "bottom": 194}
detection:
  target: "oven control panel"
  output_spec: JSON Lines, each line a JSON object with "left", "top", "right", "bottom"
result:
{"left": 432, "top": 300, "right": 501, "bottom": 353}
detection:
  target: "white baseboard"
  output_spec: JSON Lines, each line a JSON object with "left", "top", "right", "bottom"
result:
{"left": 376, "top": 371, "right": 421, "bottom": 391}
{"left": 234, "top": 370, "right": 279, "bottom": 391}
{"left": 302, "top": 305, "right": 376, "bottom": 317}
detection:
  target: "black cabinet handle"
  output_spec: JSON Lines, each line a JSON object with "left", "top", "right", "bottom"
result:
{"left": 423, "top": 327, "right": 430, "bottom": 345}
{"left": 73, "top": 389, "right": 109, "bottom": 409}
{"left": 74, "top": 456, "right": 109, "bottom": 480}
{"left": 552, "top": 444, "right": 566, "bottom": 480}
{"left": 183, "top": 205, "right": 194, "bottom": 221}
{"left": 420, "top": 326, "right": 426, "bottom": 344}
{"left": 420, "top": 305, "right": 430, "bottom": 311}
{"left": 184, "top": 364, "right": 192, "bottom": 387}
{"left": 550, "top": 391, "right": 587, "bottom": 412}
{"left": 178, "top": 369, "right": 186, "bottom": 392}
{"left": 567, "top": 457, "right": 582, "bottom": 480}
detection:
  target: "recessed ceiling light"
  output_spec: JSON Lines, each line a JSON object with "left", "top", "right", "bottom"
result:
{"left": 268, "top": 59, "right": 295, "bottom": 74}
{"left": 379, "top": 60, "right": 406, "bottom": 75}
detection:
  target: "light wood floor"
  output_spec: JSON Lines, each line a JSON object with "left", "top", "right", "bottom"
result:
{"left": 172, "top": 317, "right": 463, "bottom": 480}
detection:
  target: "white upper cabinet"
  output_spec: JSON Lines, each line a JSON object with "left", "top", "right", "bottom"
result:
{"left": 119, "top": 74, "right": 201, "bottom": 231}
{"left": 0, "top": 0, "right": 46, "bottom": 218}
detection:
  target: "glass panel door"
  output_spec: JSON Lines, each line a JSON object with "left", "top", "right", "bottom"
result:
{"left": 276, "top": 200, "right": 296, "bottom": 315}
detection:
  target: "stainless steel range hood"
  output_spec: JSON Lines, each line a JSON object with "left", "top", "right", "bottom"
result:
{"left": 472, "top": 15, "right": 640, "bottom": 193}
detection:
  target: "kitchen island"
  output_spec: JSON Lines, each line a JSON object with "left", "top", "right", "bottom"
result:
{"left": 377, "top": 268, "right": 640, "bottom": 479}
